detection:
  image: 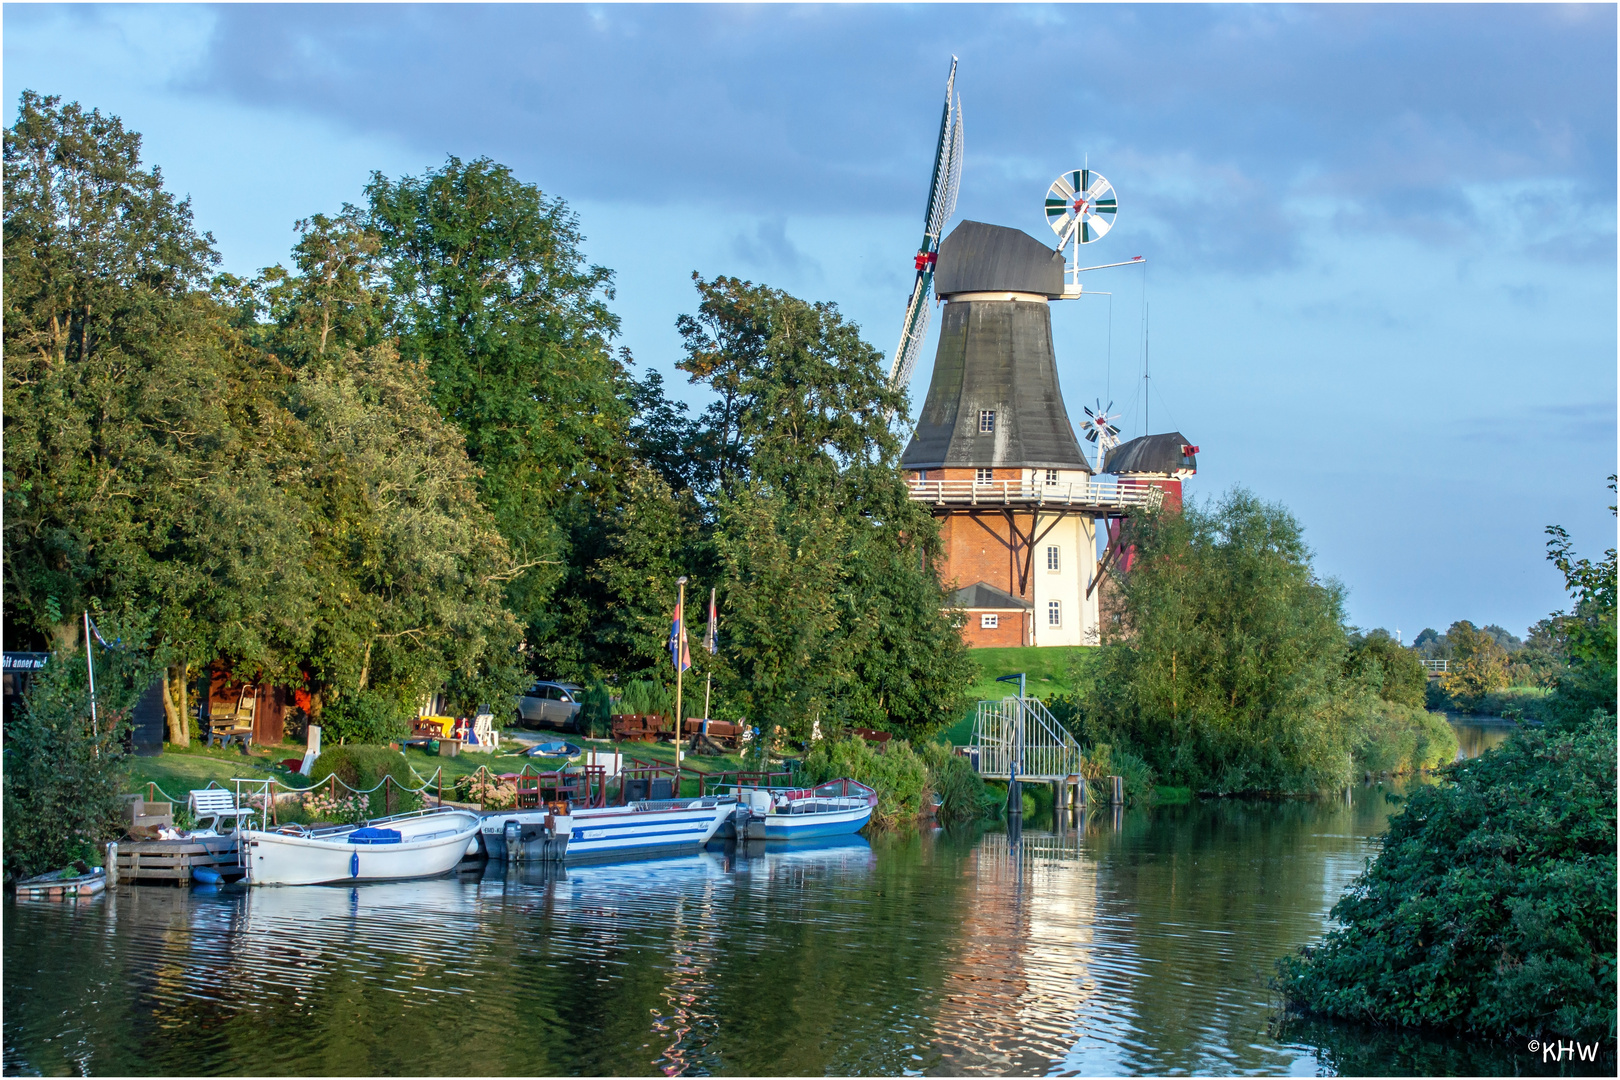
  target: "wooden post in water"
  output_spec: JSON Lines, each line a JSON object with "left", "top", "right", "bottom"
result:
{"left": 105, "top": 842, "right": 118, "bottom": 888}
{"left": 1110, "top": 775, "right": 1124, "bottom": 806}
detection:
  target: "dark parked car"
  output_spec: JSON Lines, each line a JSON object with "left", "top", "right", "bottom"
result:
{"left": 514, "top": 681, "right": 584, "bottom": 731}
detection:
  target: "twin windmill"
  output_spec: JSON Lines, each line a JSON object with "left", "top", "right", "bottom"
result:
{"left": 887, "top": 59, "right": 1199, "bottom": 650}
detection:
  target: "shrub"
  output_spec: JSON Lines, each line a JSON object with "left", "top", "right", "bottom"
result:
{"left": 578, "top": 679, "right": 613, "bottom": 737}
{"left": 452, "top": 768, "right": 518, "bottom": 810}
{"left": 1350, "top": 701, "right": 1458, "bottom": 775}
{"left": 301, "top": 789, "right": 372, "bottom": 825}
{"left": 802, "top": 735, "right": 930, "bottom": 828}
{"left": 1080, "top": 742, "right": 1156, "bottom": 805}
{"left": 1276, "top": 711, "right": 1616, "bottom": 1039}
{"left": 319, "top": 690, "right": 410, "bottom": 745}
{"left": 307, "top": 745, "right": 421, "bottom": 813}
{"left": 917, "top": 740, "right": 997, "bottom": 822}
{"left": 614, "top": 679, "right": 671, "bottom": 718}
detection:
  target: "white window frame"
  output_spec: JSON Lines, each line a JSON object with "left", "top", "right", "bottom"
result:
{"left": 1048, "top": 600, "right": 1062, "bottom": 627}
{"left": 1046, "top": 468, "right": 1059, "bottom": 484}
{"left": 975, "top": 467, "right": 993, "bottom": 485}
{"left": 980, "top": 613, "right": 999, "bottom": 629}
{"left": 979, "top": 409, "right": 996, "bottom": 434}
{"left": 1046, "top": 545, "right": 1060, "bottom": 572}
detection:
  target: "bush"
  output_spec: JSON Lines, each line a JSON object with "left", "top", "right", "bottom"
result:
{"left": 1350, "top": 701, "right": 1458, "bottom": 775}
{"left": 307, "top": 745, "right": 421, "bottom": 813}
{"left": 452, "top": 768, "right": 518, "bottom": 810}
{"left": 614, "top": 679, "right": 671, "bottom": 718}
{"left": 917, "top": 740, "right": 997, "bottom": 822}
{"left": 318, "top": 690, "right": 410, "bottom": 745}
{"left": 578, "top": 679, "right": 613, "bottom": 736}
{"left": 801, "top": 735, "right": 930, "bottom": 828}
{"left": 1276, "top": 711, "right": 1616, "bottom": 1039}
{"left": 1080, "top": 742, "right": 1156, "bottom": 805}
{"left": 2, "top": 613, "right": 161, "bottom": 881}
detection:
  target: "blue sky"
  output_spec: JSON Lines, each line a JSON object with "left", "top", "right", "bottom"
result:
{"left": 6, "top": 3, "right": 1615, "bottom": 639}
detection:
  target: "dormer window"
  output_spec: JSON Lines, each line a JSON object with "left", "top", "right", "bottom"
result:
{"left": 979, "top": 410, "right": 996, "bottom": 434}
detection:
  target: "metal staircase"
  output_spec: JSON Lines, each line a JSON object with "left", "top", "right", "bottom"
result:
{"left": 967, "top": 697, "right": 1082, "bottom": 781}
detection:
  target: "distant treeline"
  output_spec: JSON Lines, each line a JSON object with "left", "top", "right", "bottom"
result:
{"left": 2, "top": 90, "right": 972, "bottom": 745}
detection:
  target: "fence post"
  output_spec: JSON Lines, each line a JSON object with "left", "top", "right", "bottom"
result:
{"left": 385, "top": 776, "right": 394, "bottom": 816}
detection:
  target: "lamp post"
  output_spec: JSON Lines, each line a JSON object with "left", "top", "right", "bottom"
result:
{"left": 995, "top": 672, "right": 1026, "bottom": 817}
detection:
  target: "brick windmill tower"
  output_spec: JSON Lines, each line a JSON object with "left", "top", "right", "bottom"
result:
{"left": 887, "top": 70, "right": 1157, "bottom": 647}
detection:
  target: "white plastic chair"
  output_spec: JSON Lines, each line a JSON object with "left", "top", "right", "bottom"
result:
{"left": 188, "top": 787, "right": 255, "bottom": 834}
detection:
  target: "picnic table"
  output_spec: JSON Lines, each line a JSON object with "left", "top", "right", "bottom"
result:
{"left": 610, "top": 714, "right": 670, "bottom": 743}
{"left": 681, "top": 718, "right": 745, "bottom": 748}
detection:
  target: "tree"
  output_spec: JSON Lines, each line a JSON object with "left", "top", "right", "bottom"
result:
{"left": 1437, "top": 620, "right": 1510, "bottom": 708}
{"left": 1344, "top": 629, "right": 1428, "bottom": 708}
{"left": 1085, "top": 490, "right": 1353, "bottom": 793}
{"left": 3, "top": 91, "right": 312, "bottom": 733}
{"left": 1540, "top": 476, "right": 1617, "bottom": 728}
{"left": 673, "top": 276, "right": 972, "bottom": 737}
{"left": 364, "top": 157, "right": 634, "bottom": 639}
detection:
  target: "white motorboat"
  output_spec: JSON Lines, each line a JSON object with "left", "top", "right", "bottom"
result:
{"left": 482, "top": 796, "right": 736, "bottom": 864}
{"left": 242, "top": 807, "right": 483, "bottom": 886}
{"left": 728, "top": 778, "right": 877, "bottom": 840}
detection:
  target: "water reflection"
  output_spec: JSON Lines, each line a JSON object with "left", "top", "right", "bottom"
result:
{"left": 4, "top": 799, "right": 1606, "bottom": 1077}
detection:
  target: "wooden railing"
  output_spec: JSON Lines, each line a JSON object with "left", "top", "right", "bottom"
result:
{"left": 907, "top": 477, "right": 1165, "bottom": 511}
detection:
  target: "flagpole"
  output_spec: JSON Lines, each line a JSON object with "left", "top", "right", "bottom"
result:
{"left": 83, "top": 611, "right": 100, "bottom": 756}
{"left": 674, "top": 577, "right": 686, "bottom": 788}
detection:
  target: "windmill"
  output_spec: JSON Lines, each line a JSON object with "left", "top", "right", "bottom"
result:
{"left": 889, "top": 58, "right": 965, "bottom": 391}
{"left": 1081, "top": 399, "right": 1121, "bottom": 471}
{"left": 1044, "top": 169, "right": 1142, "bottom": 296}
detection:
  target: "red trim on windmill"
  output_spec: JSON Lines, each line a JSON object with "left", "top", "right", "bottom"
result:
{"left": 914, "top": 251, "right": 938, "bottom": 271}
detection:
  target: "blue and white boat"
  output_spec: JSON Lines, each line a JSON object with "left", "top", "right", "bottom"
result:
{"left": 480, "top": 796, "right": 736, "bottom": 864}
{"left": 734, "top": 778, "right": 877, "bottom": 840}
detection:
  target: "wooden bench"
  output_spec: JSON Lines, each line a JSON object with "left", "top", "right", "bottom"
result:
{"left": 682, "top": 718, "right": 744, "bottom": 748}
{"left": 610, "top": 714, "right": 669, "bottom": 743}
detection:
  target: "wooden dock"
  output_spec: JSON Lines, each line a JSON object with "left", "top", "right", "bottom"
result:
{"left": 117, "top": 837, "right": 243, "bottom": 885}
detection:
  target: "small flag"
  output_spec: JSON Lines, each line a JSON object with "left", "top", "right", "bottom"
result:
{"left": 705, "top": 588, "right": 718, "bottom": 655}
{"left": 86, "top": 615, "right": 112, "bottom": 649}
{"left": 669, "top": 598, "right": 691, "bottom": 673}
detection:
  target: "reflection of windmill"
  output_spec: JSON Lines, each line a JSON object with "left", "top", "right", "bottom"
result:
{"left": 1080, "top": 399, "right": 1121, "bottom": 471}
{"left": 889, "top": 57, "right": 965, "bottom": 391}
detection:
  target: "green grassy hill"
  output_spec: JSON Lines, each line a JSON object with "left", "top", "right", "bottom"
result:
{"left": 941, "top": 645, "right": 1099, "bottom": 745}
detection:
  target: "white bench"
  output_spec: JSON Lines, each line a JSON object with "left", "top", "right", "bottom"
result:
{"left": 470, "top": 711, "right": 499, "bottom": 751}
{"left": 188, "top": 787, "right": 256, "bottom": 834}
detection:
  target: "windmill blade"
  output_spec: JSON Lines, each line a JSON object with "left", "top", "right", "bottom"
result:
{"left": 889, "top": 272, "right": 933, "bottom": 388}
{"left": 890, "top": 58, "right": 963, "bottom": 392}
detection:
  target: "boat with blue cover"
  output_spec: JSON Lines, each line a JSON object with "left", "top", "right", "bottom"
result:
{"left": 242, "top": 807, "right": 483, "bottom": 886}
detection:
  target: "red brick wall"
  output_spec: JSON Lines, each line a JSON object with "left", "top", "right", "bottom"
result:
{"left": 962, "top": 612, "right": 1028, "bottom": 648}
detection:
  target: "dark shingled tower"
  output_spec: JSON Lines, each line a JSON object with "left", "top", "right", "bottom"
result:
{"left": 900, "top": 221, "right": 1091, "bottom": 473}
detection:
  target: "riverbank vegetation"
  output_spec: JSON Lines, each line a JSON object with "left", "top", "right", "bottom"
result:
{"left": 1062, "top": 490, "right": 1462, "bottom": 795}
{"left": 1277, "top": 487, "right": 1617, "bottom": 1041}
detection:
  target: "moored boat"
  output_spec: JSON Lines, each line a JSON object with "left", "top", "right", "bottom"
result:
{"left": 482, "top": 796, "right": 736, "bottom": 864}
{"left": 242, "top": 807, "right": 482, "bottom": 886}
{"left": 730, "top": 778, "right": 877, "bottom": 840}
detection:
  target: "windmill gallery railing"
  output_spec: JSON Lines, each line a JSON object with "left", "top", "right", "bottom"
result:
{"left": 907, "top": 477, "right": 1164, "bottom": 512}
{"left": 968, "top": 696, "right": 1083, "bottom": 782}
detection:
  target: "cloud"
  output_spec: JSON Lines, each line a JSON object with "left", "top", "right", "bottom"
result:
{"left": 19, "top": 3, "right": 1617, "bottom": 275}
{"left": 730, "top": 218, "right": 820, "bottom": 277}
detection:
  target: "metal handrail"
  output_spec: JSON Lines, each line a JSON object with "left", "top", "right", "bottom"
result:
{"left": 968, "top": 696, "right": 1082, "bottom": 780}
{"left": 906, "top": 477, "right": 1165, "bottom": 510}
{"left": 1422, "top": 659, "right": 1449, "bottom": 673}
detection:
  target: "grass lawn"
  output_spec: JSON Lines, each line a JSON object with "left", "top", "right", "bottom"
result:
{"left": 940, "top": 645, "right": 1101, "bottom": 746}
{"left": 123, "top": 741, "right": 303, "bottom": 801}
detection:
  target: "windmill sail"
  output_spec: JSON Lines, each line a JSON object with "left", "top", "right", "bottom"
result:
{"left": 890, "top": 58, "right": 964, "bottom": 391}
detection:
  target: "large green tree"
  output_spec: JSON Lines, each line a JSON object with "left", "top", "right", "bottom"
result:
{"left": 3, "top": 91, "right": 312, "bottom": 739}
{"left": 1085, "top": 490, "right": 1354, "bottom": 792}
{"left": 364, "top": 158, "right": 634, "bottom": 640}
{"left": 676, "top": 276, "right": 973, "bottom": 738}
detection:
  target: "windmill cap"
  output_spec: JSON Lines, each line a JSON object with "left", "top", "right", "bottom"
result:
{"left": 935, "top": 221, "right": 1066, "bottom": 299}
{"left": 1105, "top": 432, "right": 1199, "bottom": 474}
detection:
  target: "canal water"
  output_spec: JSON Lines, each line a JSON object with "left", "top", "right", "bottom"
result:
{"left": 3, "top": 722, "right": 1600, "bottom": 1077}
